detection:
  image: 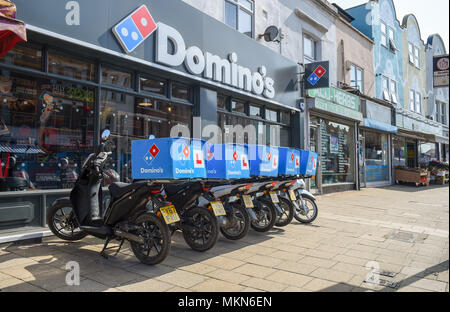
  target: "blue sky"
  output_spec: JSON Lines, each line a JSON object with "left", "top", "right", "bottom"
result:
{"left": 332, "top": 0, "right": 449, "bottom": 52}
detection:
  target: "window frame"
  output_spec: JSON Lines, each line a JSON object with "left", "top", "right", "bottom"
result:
{"left": 303, "top": 34, "right": 317, "bottom": 64}
{"left": 380, "top": 21, "right": 388, "bottom": 47}
{"left": 414, "top": 91, "right": 422, "bottom": 114}
{"left": 350, "top": 64, "right": 364, "bottom": 93}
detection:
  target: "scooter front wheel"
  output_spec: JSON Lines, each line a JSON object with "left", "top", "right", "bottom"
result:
{"left": 220, "top": 203, "right": 250, "bottom": 241}
{"left": 130, "top": 213, "right": 171, "bottom": 265}
{"left": 47, "top": 202, "right": 87, "bottom": 241}
{"left": 294, "top": 195, "right": 318, "bottom": 224}
{"left": 182, "top": 207, "right": 219, "bottom": 252}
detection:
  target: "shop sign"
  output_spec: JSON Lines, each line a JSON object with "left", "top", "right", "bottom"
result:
{"left": 311, "top": 97, "right": 363, "bottom": 121}
{"left": 112, "top": 5, "right": 275, "bottom": 99}
{"left": 433, "top": 55, "right": 449, "bottom": 88}
{"left": 305, "top": 61, "right": 329, "bottom": 89}
{"left": 308, "top": 87, "right": 359, "bottom": 111}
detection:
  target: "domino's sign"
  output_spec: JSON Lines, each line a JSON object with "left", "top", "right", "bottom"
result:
{"left": 304, "top": 61, "right": 329, "bottom": 90}
{"left": 113, "top": 5, "right": 157, "bottom": 53}
{"left": 112, "top": 5, "right": 276, "bottom": 99}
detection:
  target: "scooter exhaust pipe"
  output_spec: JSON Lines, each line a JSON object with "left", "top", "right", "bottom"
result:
{"left": 114, "top": 230, "right": 145, "bottom": 244}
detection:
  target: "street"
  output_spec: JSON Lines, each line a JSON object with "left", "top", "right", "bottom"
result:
{"left": 0, "top": 185, "right": 448, "bottom": 292}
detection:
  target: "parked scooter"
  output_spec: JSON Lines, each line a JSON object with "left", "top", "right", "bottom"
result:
{"left": 159, "top": 180, "right": 221, "bottom": 252}
{"left": 288, "top": 178, "right": 318, "bottom": 223}
{"left": 47, "top": 130, "right": 173, "bottom": 265}
{"left": 267, "top": 178, "right": 295, "bottom": 227}
{"left": 200, "top": 181, "right": 255, "bottom": 240}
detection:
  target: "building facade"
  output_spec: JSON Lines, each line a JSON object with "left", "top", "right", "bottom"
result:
{"left": 426, "top": 34, "right": 449, "bottom": 162}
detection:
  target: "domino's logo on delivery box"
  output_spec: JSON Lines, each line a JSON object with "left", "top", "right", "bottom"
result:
{"left": 113, "top": 5, "right": 157, "bottom": 53}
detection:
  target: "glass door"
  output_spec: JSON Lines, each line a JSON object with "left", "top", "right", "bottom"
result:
{"left": 359, "top": 134, "right": 366, "bottom": 188}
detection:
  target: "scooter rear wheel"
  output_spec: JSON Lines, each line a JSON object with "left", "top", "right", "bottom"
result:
{"left": 220, "top": 203, "right": 250, "bottom": 241}
{"left": 275, "top": 197, "right": 295, "bottom": 227}
{"left": 130, "top": 213, "right": 171, "bottom": 265}
{"left": 250, "top": 198, "right": 277, "bottom": 233}
{"left": 47, "top": 202, "right": 87, "bottom": 241}
{"left": 182, "top": 207, "right": 219, "bottom": 252}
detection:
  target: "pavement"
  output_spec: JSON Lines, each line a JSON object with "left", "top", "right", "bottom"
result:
{"left": 0, "top": 185, "right": 448, "bottom": 292}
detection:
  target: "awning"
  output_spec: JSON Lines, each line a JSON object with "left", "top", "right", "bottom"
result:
{"left": 0, "top": 143, "right": 44, "bottom": 154}
{"left": 363, "top": 118, "right": 398, "bottom": 133}
{"left": 425, "top": 134, "right": 449, "bottom": 145}
{"left": 396, "top": 128, "right": 428, "bottom": 141}
{"left": 0, "top": 1, "right": 27, "bottom": 57}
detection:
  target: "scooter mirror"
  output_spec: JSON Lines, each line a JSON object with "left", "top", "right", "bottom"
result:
{"left": 101, "top": 129, "right": 111, "bottom": 142}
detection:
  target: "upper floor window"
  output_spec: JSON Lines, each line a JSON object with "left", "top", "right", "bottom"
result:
{"left": 436, "top": 100, "right": 447, "bottom": 125}
{"left": 408, "top": 43, "right": 420, "bottom": 68}
{"left": 410, "top": 90, "right": 422, "bottom": 114}
{"left": 382, "top": 76, "right": 398, "bottom": 104}
{"left": 303, "top": 35, "right": 317, "bottom": 64}
{"left": 48, "top": 50, "right": 96, "bottom": 82}
{"left": 225, "top": 0, "right": 254, "bottom": 38}
{"left": 0, "top": 43, "right": 43, "bottom": 71}
{"left": 350, "top": 64, "right": 364, "bottom": 93}
{"left": 381, "top": 22, "right": 388, "bottom": 47}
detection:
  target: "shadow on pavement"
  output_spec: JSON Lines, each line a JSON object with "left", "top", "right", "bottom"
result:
{"left": 0, "top": 226, "right": 282, "bottom": 292}
{"left": 379, "top": 184, "right": 449, "bottom": 193}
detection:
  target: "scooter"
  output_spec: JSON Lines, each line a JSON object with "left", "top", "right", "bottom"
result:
{"left": 159, "top": 180, "right": 222, "bottom": 252}
{"left": 288, "top": 177, "right": 318, "bottom": 223}
{"left": 47, "top": 130, "right": 173, "bottom": 265}
{"left": 200, "top": 181, "right": 256, "bottom": 241}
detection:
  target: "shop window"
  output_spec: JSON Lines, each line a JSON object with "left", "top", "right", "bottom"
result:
{"left": 418, "top": 142, "right": 437, "bottom": 166}
{"left": 231, "top": 100, "right": 246, "bottom": 114}
{"left": 102, "top": 66, "right": 132, "bottom": 89}
{"left": 350, "top": 64, "right": 363, "bottom": 93}
{"left": 225, "top": 0, "right": 254, "bottom": 38}
{"left": 392, "top": 136, "right": 406, "bottom": 167}
{"left": 100, "top": 91, "right": 192, "bottom": 182}
{"left": 0, "top": 71, "right": 95, "bottom": 191}
{"left": 171, "top": 82, "right": 192, "bottom": 101}
{"left": 48, "top": 51, "right": 96, "bottom": 82}
{"left": 280, "top": 127, "right": 290, "bottom": 147}
{"left": 249, "top": 105, "right": 261, "bottom": 118}
{"left": 320, "top": 119, "right": 355, "bottom": 184}
{"left": 265, "top": 109, "right": 278, "bottom": 123}
{"left": 217, "top": 95, "right": 228, "bottom": 110}
{"left": 303, "top": 35, "right": 317, "bottom": 64}
{"left": 280, "top": 111, "right": 291, "bottom": 125}
{"left": 364, "top": 132, "right": 389, "bottom": 182}
{"left": 0, "top": 43, "right": 43, "bottom": 71}
{"left": 140, "top": 76, "right": 166, "bottom": 96}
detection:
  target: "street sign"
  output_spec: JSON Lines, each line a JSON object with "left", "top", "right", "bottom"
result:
{"left": 433, "top": 55, "right": 449, "bottom": 88}
{"left": 304, "top": 61, "right": 330, "bottom": 90}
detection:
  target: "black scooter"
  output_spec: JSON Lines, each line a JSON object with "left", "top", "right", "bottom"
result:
{"left": 47, "top": 130, "right": 173, "bottom": 265}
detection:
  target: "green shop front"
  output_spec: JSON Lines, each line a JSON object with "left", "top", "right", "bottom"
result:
{"left": 306, "top": 87, "right": 362, "bottom": 194}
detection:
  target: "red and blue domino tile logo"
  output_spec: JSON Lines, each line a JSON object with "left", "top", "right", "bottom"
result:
{"left": 113, "top": 5, "right": 157, "bottom": 53}
{"left": 307, "top": 65, "right": 327, "bottom": 86}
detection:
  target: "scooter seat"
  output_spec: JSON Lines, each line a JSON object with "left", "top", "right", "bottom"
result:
{"left": 164, "top": 183, "right": 191, "bottom": 197}
{"left": 109, "top": 182, "right": 143, "bottom": 199}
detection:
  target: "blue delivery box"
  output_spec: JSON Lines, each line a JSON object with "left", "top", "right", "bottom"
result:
{"left": 299, "top": 150, "right": 318, "bottom": 176}
{"left": 248, "top": 145, "right": 279, "bottom": 177}
{"left": 131, "top": 137, "right": 206, "bottom": 180}
{"left": 278, "top": 147, "right": 300, "bottom": 176}
{"left": 205, "top": 144, "right": 250, "bottom": 179}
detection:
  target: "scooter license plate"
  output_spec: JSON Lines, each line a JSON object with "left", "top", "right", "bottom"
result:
{"left": 159, "top": 205, "right": 180, "bottom": 225}
{"left": 210, "top": 201, "right": 226, "bottom": 216}
{"left": 289, "top": 190, "right": 297, "bottom": 201}
{"left": 269, "top": 192, "right": 279, "bottom": 204}
{"left": 242, "top": 195, "right": 254, "bottom": 208}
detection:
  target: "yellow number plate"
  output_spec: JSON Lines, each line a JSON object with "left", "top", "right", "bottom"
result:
{"left": 242, "top": 195, "right": 254, "bottom": 208}
{"left": 289, "top": 190, "right": 297, "bottom": 201}
{"left": 159, "top": 205, "right": 180, "bottom": 225}
{"left": 269, "top": 191, "right": 279, "bottom": 203}
{"left": 210, "top": 201, "right": 226, "bottom": 216}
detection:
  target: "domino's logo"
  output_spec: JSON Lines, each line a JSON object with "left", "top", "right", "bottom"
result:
{"left": 113, "top": 5, "right": 157, "bottom": 53}
{"left": 144, "top": 144, "right": 160, "bottom": 165}
{"left": 307, "top": 65, "right": 326, "bottom": 86}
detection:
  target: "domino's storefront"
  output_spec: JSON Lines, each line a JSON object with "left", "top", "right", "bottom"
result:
{"left": 0, "top": 0, "right": 300, "bottom": 240}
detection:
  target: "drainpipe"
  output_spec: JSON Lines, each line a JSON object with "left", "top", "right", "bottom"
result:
{"left": 341, "top": 39, "right": 346, "bottom": 84}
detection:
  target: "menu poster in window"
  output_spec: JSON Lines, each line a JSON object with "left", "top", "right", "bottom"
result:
{"left": 330, "top": 136, "right": 339, "bottom": 154}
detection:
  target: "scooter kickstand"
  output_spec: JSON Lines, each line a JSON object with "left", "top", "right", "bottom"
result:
{"left": 100, "top": 237, "right": 111, "bottom": 259}
{"left": 114, "top": 239, "right": 125, "bottom": 256}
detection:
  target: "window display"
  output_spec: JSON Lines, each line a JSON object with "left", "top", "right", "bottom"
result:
{"left": 418, "top": 142, "right": 438, "bottom": 166}
{"left": 100, "top": 91, "right": 192, "bottom": 182}
{"left": 0, "top": 71, "right": 95, "bottom": 191}
{"left": 320, "top": 119, "right": 355, "bottom": 184}
{"left": 392, "top": 135, "right": 406, "bottom": 167}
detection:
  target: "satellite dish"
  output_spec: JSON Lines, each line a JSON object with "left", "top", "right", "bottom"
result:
{"left": 263, "top": 26, "right": 279, "bottom": 42}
